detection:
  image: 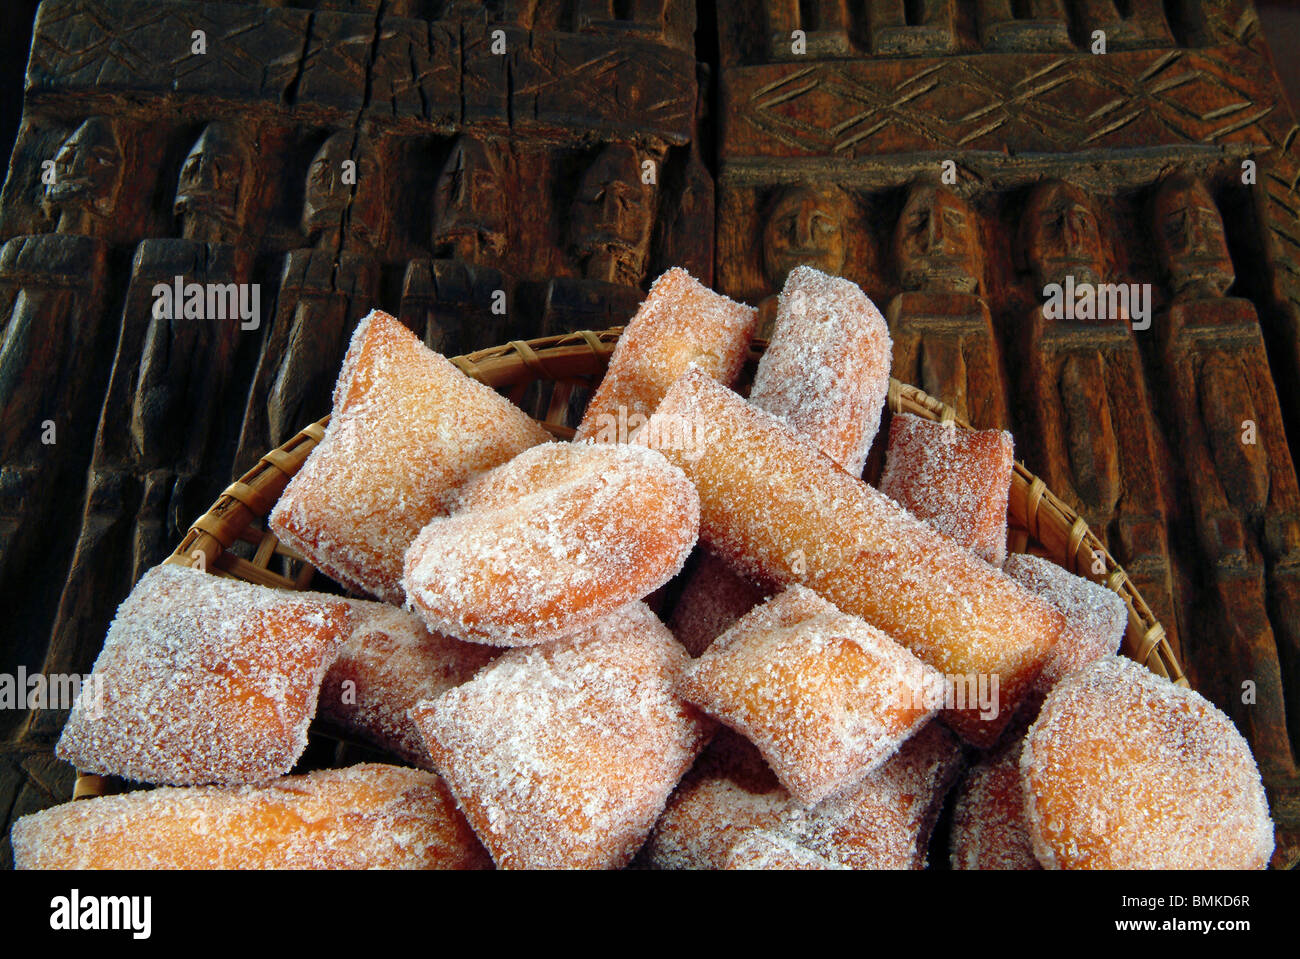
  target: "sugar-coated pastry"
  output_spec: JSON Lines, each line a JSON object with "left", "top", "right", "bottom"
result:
{"left": 668, "top": 271, "right": 886, "bottom": 659}
{"left": 643, "top": 729, "right": 787, "bottom": 870}
{"left": 950, "top": 739, "right": 1040, "bottom": 870}
{"left": 671, "top": 271, "right": 888, "bottom": 657}
{"left": 56, "top": 565, "right": 351, "bottom": 786}
{"left": 645, "top": 369, "right": 1064, "bottom": 747}
{"left": 648, "top": 722, "right": 962, "bottom": 870}
{"left": 403, "top": 441, "right": 699, "bottom": 647}
{"left": 679, "top": 586, "right": 942, "bottom": 805}
{"left": 576, "top": 267, "right": 756, "bottom": 441}
{"left": 317, "top": 599, "right": 498, "bottom": 766}
{"left": 269, "top": 310, "right": 551, "bottom": 603}
{"left": 11, "top": 764, "right": 491, "bottom": 869}
{"left": 411, "top": 603, "right": 711, "bottom": 869}
{"left": 668, "top": 551, "right": 766, "bottom": 657}
{"left": 725, "top": 830, "right": 851, "bottom": 870}
{"left": 748, "top": 266, "right": 892, "bottom": 476}
{"left": 1002, "top": 553, "right": 1127, "bottom": 697}
{"left": 878, "top": 412, "right": 1015, "bottom": 566}
{"left": 647, "top": 776, "right": 788, "bottom": 870}
{"left": 1021, "top": 656, "right": 1274, "bottom": 869}
{"left": 752, "top": 722, "right": 964, "bottom": 870}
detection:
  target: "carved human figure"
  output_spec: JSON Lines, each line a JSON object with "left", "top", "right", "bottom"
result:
{"left": 568, "top": 142, "right": 657, "bottom": 289}
{"left": 236, "top": 130, "right": 383, "bottom": 470}
{"left": 1017, "top": 179, "right": 1180, "bottom": 659}
{"left": 40, "top": 116, "right": 124, "bottom": 235}
{"left": 433, "top": 135, "right": 508, "bottom": 266}
{"left": 1151, "top": 172, "right": 1300, "bottom": 777}
{"left": 173, "top": 121, "right": 247, "bottom": 246}
{"left": 1152, "top": 173, "right": 1235, "bottom": 301}
{"left": 131, "top": 122, "right": 252, "bottom": 475}
{"left": 1021, "top": 178, "right": 1105, "bottom": 291}
{"left": 401, "top": 135, "right": 513, "bottom": 359}
{"left": 1, "top": 118, "right": 122, "bottom": 461}
{"left": 37, "top": 122, "right": 258, "bottom": 729}
{"left": 752, "top": 183, "right": 852, "bottom": 340}
{"left": 533, "top": 142, "right": 662, "bottom": 346}
{"left": 885, "top": 181, "right": 1009, "bottom": 429}
{"left": 762, "top": 184, "right": 850, "bottom": 291}
{"left": 300, "top": 129, "right": 384, "bottom": 252}
{"left": 894, "top": 180, "right": 981, "bottom": 295}
{"left": 0, "top": 118, "right": 123, "bottom": 598}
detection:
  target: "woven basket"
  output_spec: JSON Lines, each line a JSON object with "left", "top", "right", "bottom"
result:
{"left": 70, "top": 327, "right": 1185, "bottom": 799}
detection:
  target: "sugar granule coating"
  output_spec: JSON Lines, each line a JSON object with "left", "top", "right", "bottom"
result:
{"left": 647, "top": 721, "right": 962, "bottom": 870}
{"left": 950, "top": 739, "right": 1040, "bottom": 870}
{"left": 317, "top": 599, "right": 499, "bottom": 767}
{"left": 878, "top": 413, "right": 1014, "bottom": 567}
{"left": 749, "top": 266, "right": 892, "bottom": 476}
{"left": 679, "top": 585, "right": 942, "bottom": 806}
{"left": 1021, "top": 655, "right": 1274, "bottom": 870}
{"left": 646, "top": 369, "right": 1064, "bottom": 747}
{"left": 403, "top": 441, "right": 700, "bottom": 647}
{"left": 411, "top": 603, "right": 712, "bottom": 869}
{"left": 725, "top": 830, "right": 850, "bottom": 870}
{"left": 1002, "top": 553, "right": 1127, "bottom": 696}
{"left": 643, "top": 728, "right": 787, "bottom": 870}
{"left": 575, "top": 267, "right": 757, "bottom": 441}
{"left": 269, "top": 309, "right": 551, "bottom": 603}
{"left": 668, "top": 551, "right": 766, "bottom": 657}
{"left": 55, "top": 564, "right": 351, "bottom": 787}
{"left": 756, "top": 721, "right": 965, "bottom": 870}
{"left": 11, "top": 763, "right": 492, "bottom": 869}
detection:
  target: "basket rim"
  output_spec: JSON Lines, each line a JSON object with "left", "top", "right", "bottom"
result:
{"left": 163, "top": 325, "right": 1185, "bottom": 691}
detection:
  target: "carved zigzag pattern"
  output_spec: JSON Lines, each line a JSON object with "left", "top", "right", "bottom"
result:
{"left": 734, "top": 47, "right": 1279, "bottom": 158}
{"left": 29, "top": 0, "right": 308, "bottom": 100}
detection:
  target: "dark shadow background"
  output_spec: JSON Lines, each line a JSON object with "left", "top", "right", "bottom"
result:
{"left": 1259, "top": 0, "right": 1300, "bottom": 113}
{"left": 0, "top": 1, "right": 41, "bottom": 171}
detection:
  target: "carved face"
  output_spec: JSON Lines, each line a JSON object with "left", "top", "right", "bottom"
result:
{"left": 894, "top": 184, "right": 981, "bottom": 294}
{"left": 569, "top": 144, "right": 654, "bottom": 286}
{"left": 173, "top": 122, "right": 246, "bottom": 231}
{"left": 433, "top": 137, "right": 506, "bottom": 262}
{"left": 1152, "top": 175, "right": 1234, "bottom": 298}
{"left": 44, "top": 117, "right": 123, "bottom": 221}
{"left": 763, "top": 185, "right": 848, "bottom": 290}
{"left": 303, "top": 132, "right": 350, "bottom": 231}
{"left": 1022, "top": 181, "right": 1105, "bottom": 289}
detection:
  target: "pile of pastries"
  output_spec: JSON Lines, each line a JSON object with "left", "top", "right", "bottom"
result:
{"left": 11, "top": 266, "right": 1274, "bottom": 870}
